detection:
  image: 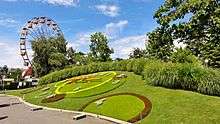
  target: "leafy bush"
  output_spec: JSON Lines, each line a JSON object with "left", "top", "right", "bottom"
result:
{"left": 39, "top": 58, "right": 220, "bottom": 96}
{"left": 171, "top": 48, "right": 201, "bottom": 65}
{"left": 131, "top": 58, "right": 148, "bottom": 75}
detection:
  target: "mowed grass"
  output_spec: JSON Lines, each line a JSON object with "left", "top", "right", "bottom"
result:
{"left": 6, "top": 72, "right": 220, "bottom": 124}
{"left": 84, "top": 95, "right": 145, "bottom": 120}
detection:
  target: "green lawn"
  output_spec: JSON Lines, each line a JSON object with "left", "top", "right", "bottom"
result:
{"left": 6, "top": 71, "right": 220, "bottom": 124}
{"left": 84, "top": 95, "right": 145, "bottom": 121}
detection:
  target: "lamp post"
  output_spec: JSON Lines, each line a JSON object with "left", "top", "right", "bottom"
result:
{"left": 0, "top": 65, "right": 8, "bottom": 93}
{"left": 2, "top": 75, "right": 5, "bottom": 94}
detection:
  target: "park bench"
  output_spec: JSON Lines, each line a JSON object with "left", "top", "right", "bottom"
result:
{"left": 73, "top": 114, "right": 86, "bottom": 120}
{"left": 0, "top": 115, "right": 8, "bottom": 120}
{"left": 11, "top": 102, "right": 22, "bottom": 105}
{"left": 0, "top": 103, "right": 10, "bottom": 108}
{"left": 31, "top": 107, "right": 43, "bottom": 111}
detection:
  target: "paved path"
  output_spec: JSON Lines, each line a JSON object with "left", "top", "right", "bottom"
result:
{"left": 0, "top": 96, "right": 116, "bottom": 124}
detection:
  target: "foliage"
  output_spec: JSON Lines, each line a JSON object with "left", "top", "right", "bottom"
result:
{"left": 67, "top": 47, "right": 77, "bottom": 65}
{"left": 0, "top": 65, "right": 9, "bottom": 87}
{"left": 90, "top": 32, "right": 114, "bottom": 62}
{"left": 0, "top": 65, "right": 8, "bottom": 78}
{"left": 0, "top": 65, "right": 8, "bottom": 75}
{"left": 129, "top": 48, "right": 146, "bottom": 59}
{"left": 32, "top": 36, "right": 68, "bottom": 77}
{"left": 146, "top": 26, "right": 174, "bottom": 61}
{"left": 153, "top": 0, "right": 220, "bottom": 67}
{"left": 170, "top": 48, "right": 201, "bottom": 65}
{"left": 8, "top": 68, "right": 22, "bottom": 81}
{"left": 67, "top": 47, "right": 94, "bottom": 65}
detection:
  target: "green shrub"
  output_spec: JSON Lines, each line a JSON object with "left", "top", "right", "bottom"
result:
{"left": 171, "top": 48, "right": 201, "bottom": 65}
{"left": 131, "top": 58, "right": 148, "bottom": 75}
{"left": 126, "top": 59, "right": 135, "bottom": 72}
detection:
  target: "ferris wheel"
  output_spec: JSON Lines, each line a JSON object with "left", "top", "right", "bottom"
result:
{"left": 19, "top": 16, "right": 63, "bottom": 67}
{"left": 19, "top": 17, "right": 63, "bottom": 77}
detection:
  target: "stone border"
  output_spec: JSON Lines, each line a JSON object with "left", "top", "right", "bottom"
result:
{"left": 80, "top": 92, "right": 152, "bottom": 123}
{"left": 0, "top": 94, "right": 131, "bottom": 124}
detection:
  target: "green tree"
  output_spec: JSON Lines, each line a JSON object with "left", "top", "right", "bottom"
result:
{"left": 129, "top": 48, "right": 146, "bottom": 59}
{"left": 32, "top": 36, "right": 68, "bottom": 77}
{"left": 89, "top": 32, "right": 114, "bottom": 62}
{"left": 67, "top": 47, "right": 94, "bottom": 65}
{"left": 67, "top": 47, "right": 77, "bottom": 65}
{"left": 2, "top": 65, "right": 8, "bottom": 76}
{"left": 153, "top": 0, "right": 220, "bottom": 67}
{"left": 147, "top": 26, "right": 174, "bottom": 61}
{"left": 8, "top": 68, "right": 22, "bottom": 82}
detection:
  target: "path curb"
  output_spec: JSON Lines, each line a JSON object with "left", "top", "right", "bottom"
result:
{"left": 0, "top": 94, "right": 131, "bottom": 124}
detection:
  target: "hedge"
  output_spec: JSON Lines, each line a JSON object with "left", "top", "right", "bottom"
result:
{"left": 39, "top": 58, "right": 220, "bottom": 96}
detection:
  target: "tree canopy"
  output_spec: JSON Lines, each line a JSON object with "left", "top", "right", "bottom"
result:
{"left": 148, "top": 0, "right": 220, "bottom": 67}
{"left": 129, "top": 48, "right": 146, "bottom": 59}
{"left": 32, "top": 36, "right": 68, "bottom": 77}
{"left": 147, "top": 26, "right": 174, "bottom": 61}
{"left": 89, "top": 32, "right": 114, "bottom": 62}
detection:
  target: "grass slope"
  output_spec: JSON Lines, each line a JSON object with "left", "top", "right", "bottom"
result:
{"left": 6, "top": 72, "right": 220, "bottom": 124}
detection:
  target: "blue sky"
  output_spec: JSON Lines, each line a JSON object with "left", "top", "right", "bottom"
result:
{"left": 0, "top": 0, "right": 164, "bottom": 68}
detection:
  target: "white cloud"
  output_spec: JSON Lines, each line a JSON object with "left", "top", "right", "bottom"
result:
{"left": 110, "top": 35, "right": 147, "bottom": 59}
{"left": 68, "top": 20, "right": 130, "bottom": 55}
{"left": 3, "top": 0, "right": 79, "bottom": 6}
{"left": 67, "top": 32, "right": 92, "bottom": 52}
{"left": 41, "top": 0, "right": 79, "bottom": 6}
{"left": 95, "top": 4, "right": 119, "bottom": 17}
{"left": 0, "top": 18, "right": 19, "bottom": 28}
{"left": 105, "top": 20, "right": 128, "bottom": 39}
{"left": 0, "top": 38, "right": 23, "bottom": 68}
{"left": 131, "top": 0, "right": 152, "bottom": 2}
{"left": 68, "top": 33, "right": 147, "bottom": 59}
{"left": 3, "top": 0, "right": 17, "bottom": 1}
